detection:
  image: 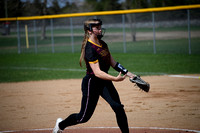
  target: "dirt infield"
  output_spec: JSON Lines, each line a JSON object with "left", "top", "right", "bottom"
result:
{"left": 0, "top": 75, "right": 200, "bottom": 133}
{"left": 2, "top": 127, "right": 199, "bottom": 133}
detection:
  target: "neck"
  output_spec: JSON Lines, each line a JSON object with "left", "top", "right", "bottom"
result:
{"left": 89, "top": 36, "right": 99, "bottom": 44}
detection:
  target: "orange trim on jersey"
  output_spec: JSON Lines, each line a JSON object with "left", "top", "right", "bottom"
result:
{"left": 89, "top": 59, "right": 99, "bottom": 64}
{"left": 88, "top": 39, "right": 102, "bottom": 48}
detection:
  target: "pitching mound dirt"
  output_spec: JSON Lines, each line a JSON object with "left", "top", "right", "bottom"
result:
{"left": 0, "top": 75, "right": 200, "bottom": 132}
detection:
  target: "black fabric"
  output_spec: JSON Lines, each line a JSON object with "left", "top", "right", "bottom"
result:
{"left": 114, "top": 62, "right": 128, "bottom": 75}
{"left": 85, "top": 40, "right": 111, "bottom": 74}
{"left": 59, "top": 74, "right": 129, "bottom": 133}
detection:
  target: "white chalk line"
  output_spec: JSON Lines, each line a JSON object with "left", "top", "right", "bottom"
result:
{"left": 2, "top": 66, "right": 200, "bottom": 78}
{"left": 0, "top": 66, "right": 85, "bottom": 72}
{"left": 0, "top": 127, "right": 200, "bottom": 133}
{"left": 0, "top": 66, "right": 166, "bottom": 75}
{"left": 168, "top": 75, "right": 200, "bottom": 79}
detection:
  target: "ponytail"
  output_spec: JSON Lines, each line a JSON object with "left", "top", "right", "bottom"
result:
{"left": 79, "top": 31, "right": 89, "bottom": 67}
{"left": 79, "top": 19, "right": 102, "bottom": 67}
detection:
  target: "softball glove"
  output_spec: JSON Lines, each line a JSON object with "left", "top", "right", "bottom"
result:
{"left": 130, "top": 75, "right": 150, "bottom": 92}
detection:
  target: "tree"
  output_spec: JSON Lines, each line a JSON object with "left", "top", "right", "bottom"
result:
{"left": 123, "top": 0, "right": 137, "bottom": 42}
{"left": 0, "top": 0, "right": 24, "bottom": 18}
{"left": 23, "top": 0, "right": 42, "bottom": 16}
{"left": 85, "top": 0, "right": 122, "bottom": 11}
{"left": 61, "top": 2, "right": 78, "bottom": 13}
{"left": 41, "top": 0, "right": 47, "bottom": 40}
{"left": 48, "top": 0, "right": 61, "bottom": 14}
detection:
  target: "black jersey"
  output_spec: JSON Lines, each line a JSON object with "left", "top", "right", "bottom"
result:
{"left": 85, "top": 39, "right": 111, "bottom": 75}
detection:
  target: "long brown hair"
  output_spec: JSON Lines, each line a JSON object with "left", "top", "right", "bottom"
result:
{"left": 79, "top": 19, "right": 101, "bottom": 67}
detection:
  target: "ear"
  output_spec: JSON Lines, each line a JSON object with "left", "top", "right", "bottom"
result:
{"left": 88, "top": 30, "right": 92, "bottom": 35}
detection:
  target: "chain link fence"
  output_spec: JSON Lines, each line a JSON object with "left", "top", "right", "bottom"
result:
{"left": 0, "top": 7, "right": 200, "bottom": 54}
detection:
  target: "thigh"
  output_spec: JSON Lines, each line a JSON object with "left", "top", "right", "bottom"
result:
{"left": 101, "top": 81, "right": 122, "bottom": 106}
{"left": 78, "top": 75, "right": 101, "bottom": 123}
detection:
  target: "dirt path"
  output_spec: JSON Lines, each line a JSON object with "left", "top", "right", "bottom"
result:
{"left": 0, "top": 75, "right": 200, "bottom": 132}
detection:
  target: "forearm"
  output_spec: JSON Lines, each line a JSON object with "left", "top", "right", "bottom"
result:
{"left": 126, "top": 71, "right": 136, "bottom": 78}
{"left": 110, "top": 56, "right": 128, "bottom": 75}
{"left": 94, "top": 70, "right": 118, "bottom": 81}
{"left": 89, "top": 62, "right": 125, "bottom": 81}
{"left": 110, "top": 56, "right": 135, "bottom": 78}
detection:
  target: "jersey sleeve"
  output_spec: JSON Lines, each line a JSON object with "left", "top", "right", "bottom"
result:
{"left": 85, "top": 43, "right": 98, "bottom": 64}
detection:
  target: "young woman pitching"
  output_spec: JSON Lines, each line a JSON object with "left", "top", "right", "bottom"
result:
{"left": 52, "top": 18, "right": 135, "bottom": 133}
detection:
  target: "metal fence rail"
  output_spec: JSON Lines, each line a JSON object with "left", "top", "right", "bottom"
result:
{"left": 0, "top": 5, "right": 200, "bottom": 54}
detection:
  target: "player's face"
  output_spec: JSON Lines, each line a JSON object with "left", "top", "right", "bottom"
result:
{"left": 92, "top": 25, "right": 102, "bottom": 35}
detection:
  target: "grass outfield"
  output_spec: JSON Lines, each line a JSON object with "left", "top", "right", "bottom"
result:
{"left": 0, "top": 38, "right": 200, "bottom": 54}
{"left": 0, "top": 25, "right": 199, "bottom": 54}
{"left": 4, "top": 26, "right": 200, "bottom": 36}
{"left": 0, "top": 53, "right": 200, "bottom": 83}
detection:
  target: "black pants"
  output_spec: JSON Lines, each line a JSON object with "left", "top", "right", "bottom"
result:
{"left": 59, "top": 74, "right": 129, "bottom": 133}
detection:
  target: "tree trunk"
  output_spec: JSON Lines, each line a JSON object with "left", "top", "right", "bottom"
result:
{"left": 41, "top": 0, "right": 47, "bottom": 40}
{"left": 125, "top": 0, "right": 136, "bottom": 42}
{"left": 126, "top": 13, "right": 136, "bottom": 42}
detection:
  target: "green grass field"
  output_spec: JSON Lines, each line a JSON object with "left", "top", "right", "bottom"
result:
{"left": 0, "top": 26, "right": 199, "bottom": 83}
{"left": 5, "top": 26, "right": 200, "bottom": 36}
{"left": 1, "top": 37, "right": 200, "bottom": 54}
{"left": 0, "top": 53, "right": 199, "bottom": 83}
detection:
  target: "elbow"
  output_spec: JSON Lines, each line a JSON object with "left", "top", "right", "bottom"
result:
{"left": 111, "top": 63, "right": 116, "bottom": 68}
{"left": 93, "top": 68, "right": 104, "bottom": 78}
{"left": 93, "top": 71, "right": 102, "bottom": 78}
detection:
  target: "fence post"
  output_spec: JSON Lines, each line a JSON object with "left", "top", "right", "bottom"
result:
{"left": 70, "top": 18, "right": 74, "bottom": 53}
{"left": 50, "top": 19, "right": 55, "bottom": 53}
{"left": 17, "top": 20, "right": 21, "bottom": 54}
{"left": 152, "top": 12, "right": 156, "bottom": 54}
{"left": 33, "top": 20, "right": 38, "bottom": 53}
{"left": 122, "top": 14, "right": 126, "bottom": 53}
{"left": 187, "top": 9, "right": 191, "bottom": 55}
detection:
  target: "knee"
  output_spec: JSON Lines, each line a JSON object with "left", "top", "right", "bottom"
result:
{"left": 112, "top": 103, "right": 125, "bottom": 113}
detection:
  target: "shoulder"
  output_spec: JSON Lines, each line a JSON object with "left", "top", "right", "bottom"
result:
{"left": 85, "top": 41, "right": 98, "bottom": 61}
{"left": 85, "top": 41, "right": 96, "bottom": 55}
{"left": 85, "top": 41, "right": 94, "bottom": 51}
{"left": 100, "top": 40, "right": 108, "bottom": 48}
{"left": 100, "top": 40, "right": 107, "bottom": 45}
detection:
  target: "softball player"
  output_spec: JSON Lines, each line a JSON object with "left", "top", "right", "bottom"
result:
{"left": 53, "top": 19, "right": 135, "bottom": 133}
